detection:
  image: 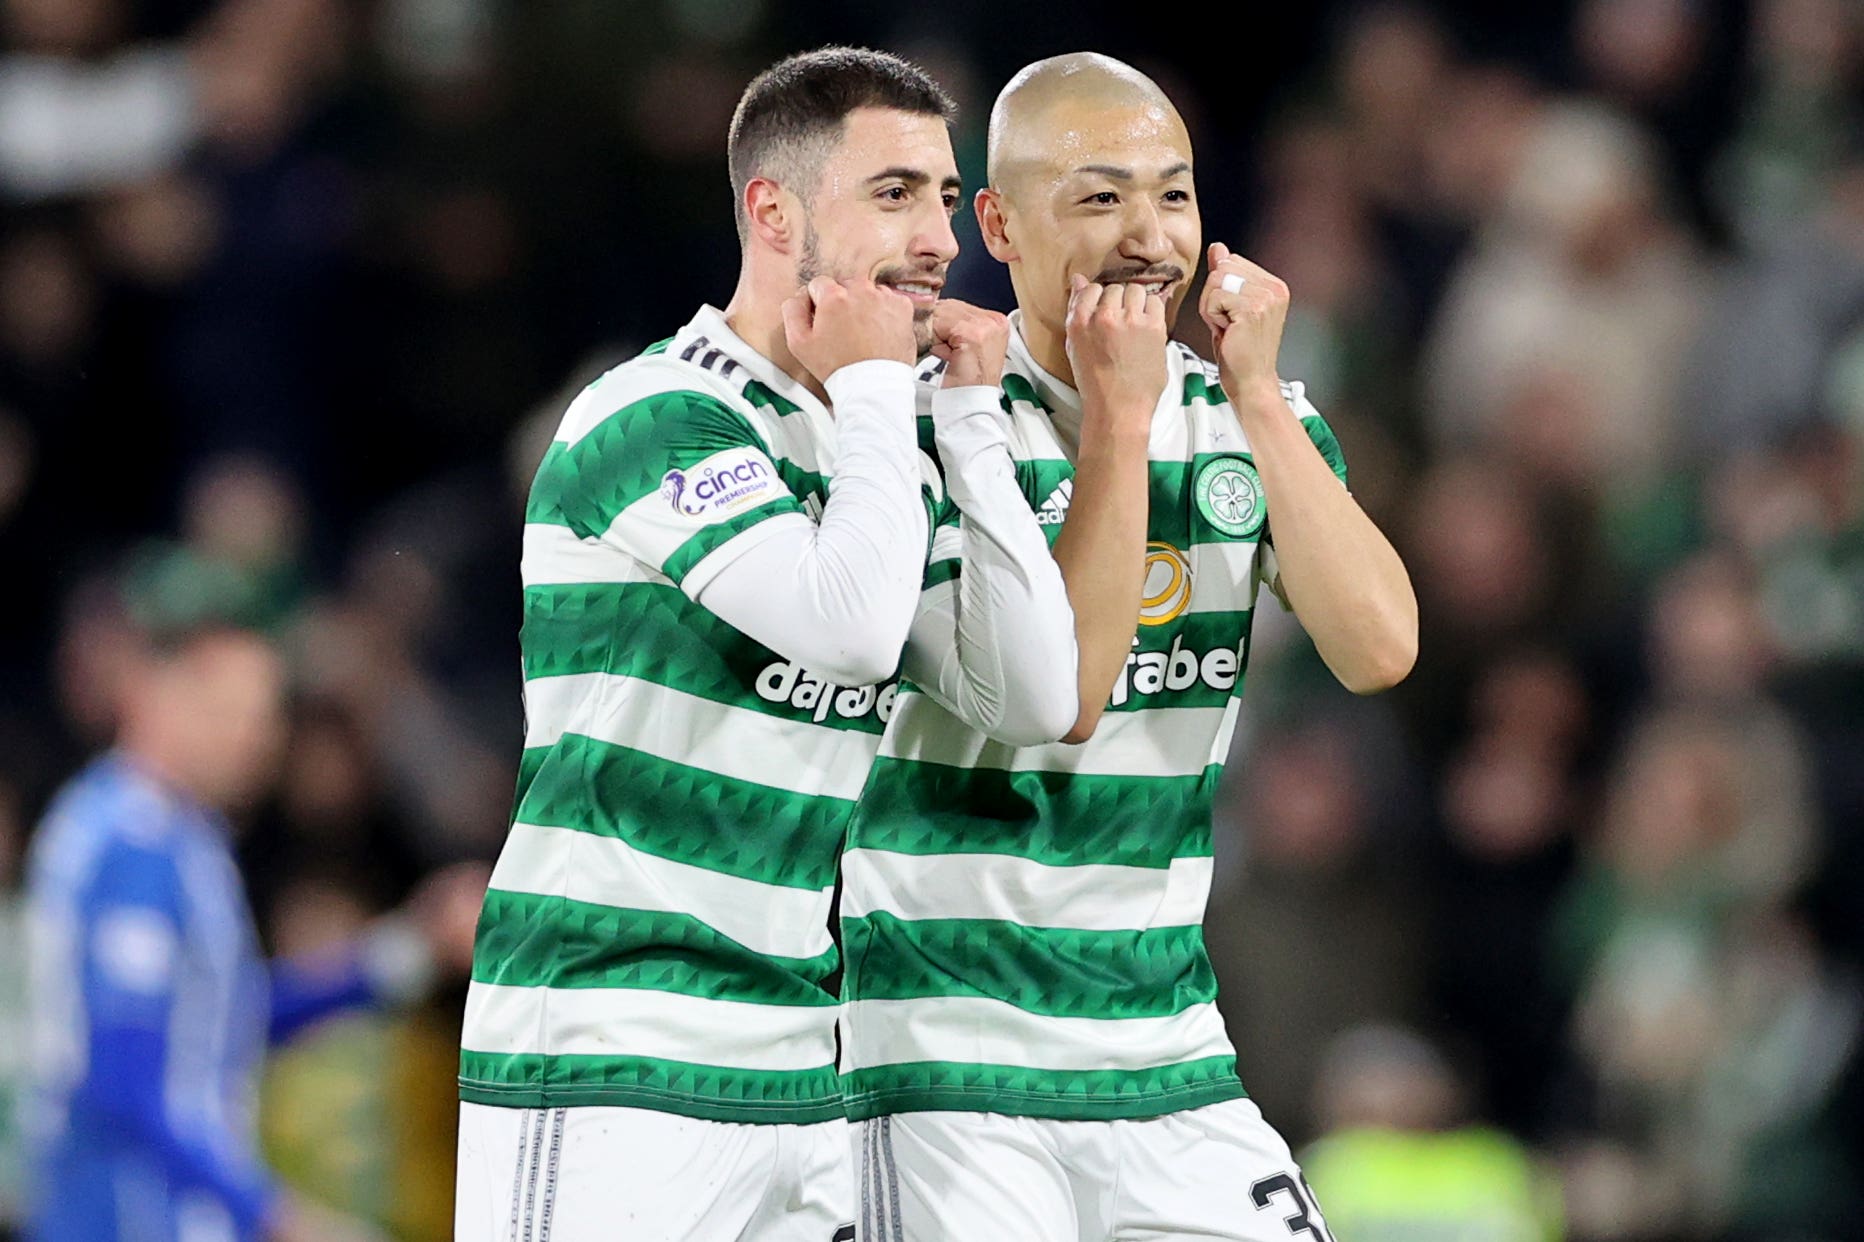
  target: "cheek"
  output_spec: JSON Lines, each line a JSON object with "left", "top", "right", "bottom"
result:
{"left": 1170, "top": 218, "right": 1202, "bottom": 267}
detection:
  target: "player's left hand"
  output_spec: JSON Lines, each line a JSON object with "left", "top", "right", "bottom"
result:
{"left": 928, "top": 299, "right": 1010, "bottom": 389}
{"left": 1199, "top": 242, "right": 1289, "bottom": 402}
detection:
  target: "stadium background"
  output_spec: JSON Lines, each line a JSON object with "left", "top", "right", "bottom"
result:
{"left": 0, "top": 0, "right": 1859, "bottom": 1237}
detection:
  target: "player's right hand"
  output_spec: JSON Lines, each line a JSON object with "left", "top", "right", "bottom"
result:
{"left": 783, "top": 277, "right": 917, "bottom": 381}
{"left": 1064, "top": 275, "right": 1167, "bottom": 430}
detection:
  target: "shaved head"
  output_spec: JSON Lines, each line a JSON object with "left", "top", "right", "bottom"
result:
{"left": 986, "top": 53, "right": 1187, "bottom": 197}
{"left": 975, "top": 52, "right": 1202, "bottom": 384}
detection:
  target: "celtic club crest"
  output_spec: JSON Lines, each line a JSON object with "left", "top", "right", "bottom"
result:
{"left": 1194, "top": 456, "right": 1265, "bottom": 538}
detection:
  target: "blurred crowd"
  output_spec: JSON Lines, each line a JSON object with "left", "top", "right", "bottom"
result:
{"left": 0, "top": 0, "right": 1857, "bottom": 1239}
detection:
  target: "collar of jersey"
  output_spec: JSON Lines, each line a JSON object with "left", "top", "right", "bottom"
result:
{"left": 1007, "top": 309, "right": 1185, "bottom": 450}
{"left": 685, "top": 305, "right": 828, "bottom": 419}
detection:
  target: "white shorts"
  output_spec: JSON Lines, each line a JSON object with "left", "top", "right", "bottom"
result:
{"left": 852, "top": 1099, "right": 1333, "bottom": 1242}
{"left": 456, "top": 1101, "right": 854, "bottom": 1242}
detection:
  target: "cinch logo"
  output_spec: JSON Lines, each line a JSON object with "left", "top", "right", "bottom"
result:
{"left": 1108, "top": 633, "right": 1240, "bottom": 707}
{"left": 754, "top": 661, "right": 898, "bottom": 724}
{"left": 1140, "top": 542, "right": 1192, "bottom": 626}
{"left": 660, "top": 447, "right": 778, "bottom": 519}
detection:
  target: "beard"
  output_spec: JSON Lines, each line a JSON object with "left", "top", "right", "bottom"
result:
{"left": 798, "top": 219, "right": 939, "bottom": 356}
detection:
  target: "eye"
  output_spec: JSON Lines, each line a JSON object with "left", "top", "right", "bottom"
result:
{"left": 1163, "top": 189, "right": 1192, "bottom": 203}
{"left": 1081, "top": 191, "right": 1119, "bottom": 206}
{"left": 941, "top": 192, "right": 960, "bottom": 213}
{"left": 879, "top": 185, "right": 910, "bottom": 203}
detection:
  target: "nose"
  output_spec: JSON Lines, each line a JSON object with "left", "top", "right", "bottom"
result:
{"left": 1120, "top": 200, "right": 1170, "bottom": 265}
{"left": 913, "top": 201, "right": 960, "bottom": 267}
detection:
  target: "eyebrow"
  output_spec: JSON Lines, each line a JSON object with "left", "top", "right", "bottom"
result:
{"left": 866, "top": 166, "right": 965, "bottom": 192}
{"left": 1071, "top": 161, "right": 1193, "bottom": 181}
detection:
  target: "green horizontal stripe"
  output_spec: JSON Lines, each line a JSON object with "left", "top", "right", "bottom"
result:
{"left": 842, "top": 914, "right": 1215, "bottom": 1019}
{"left": 518, "top": 734, "right": 851, "bottom": 889}
{"left": 1105, "top": 612, "right": 1252, "bottom": 712}
{"left": 1183, "top": 369, "right": 1225, "bottom": 408}
{"left": 1001, "top": 373, "right": 1046, "bottom": 412}
{"left": 742, "top": 377, "right": 802, "bottom": 417}
{"left": 840, "top": 1055, "right": 1244, "bottom": 1122}
{"left": 661, "top": 499, "right": 797, "bottom": 585}
{"left": 1133, "top": 609, "right": 1247, "bottom": 654}
{"left": 773, "top": 458, "right": 827, "bottom": 509}
{"left": 923, "top": 559, "right": 959, "bottom": 590}
{"left": 522, "top": 582, "right": 892, "bottom": 733}
{"left": 1181, "top": 368, "right": 1349, "bottom": 489}
{"left": 460, "top": 1050, "right": 843, "bottom": 1122}
{"left": 472, "top": 888, "right": 837, "bottom": 1006}
{"left": 524, "top": 442, "right": 575, "bottom": 527}
{"left": 1302, "top": 412, "right": 1349, "bottom": 487}
{"left": 528, "top": 389, "right": 775, "bottom": 536}
{"left": 851, "top": 757, "right": 1215, "bottom": 867}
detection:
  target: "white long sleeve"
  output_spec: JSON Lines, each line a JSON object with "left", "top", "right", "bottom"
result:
{"left": 902, "top": 385, "right": 1080, "bottom": 745}
{"left": 694, "top": 360, "right": 929, "bottom": 687}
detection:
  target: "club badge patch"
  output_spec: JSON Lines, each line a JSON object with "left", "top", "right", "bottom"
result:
{"left": 1194, "top": 456, "right": 1265, "bottom": 538}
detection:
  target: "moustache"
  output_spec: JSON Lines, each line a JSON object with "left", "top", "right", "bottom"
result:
{"left": 1091, "top": 264, "right": 1186, "bottom": 287}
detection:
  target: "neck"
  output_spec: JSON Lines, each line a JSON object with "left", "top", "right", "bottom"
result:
{"left": 1018, "top": 308, "right": 1077, "bottom": 390}
{"left": 117, "top": 733, "right": 214, "bottom": 811}
{"left": 721, "top": 270, "right": 828, "bottom": 402}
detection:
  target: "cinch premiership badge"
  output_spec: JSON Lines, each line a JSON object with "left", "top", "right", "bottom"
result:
{"left": 1194, "top": 456, "right": 1265, "bottom": 538}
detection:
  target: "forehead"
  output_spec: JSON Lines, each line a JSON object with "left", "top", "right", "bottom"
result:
{"left": 818, "top": 106, "right": 957, "bottom": 180}
{"left": 1022, "top": 102, "right": 1193, "bottom": 183}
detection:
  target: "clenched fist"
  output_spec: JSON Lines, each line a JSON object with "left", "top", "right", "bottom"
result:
{"left": 929, "top": 299, "right": 1010, "bottom": 389}
{"left": 1199, "top": 242, "right": 1289, "bottom": 402}
{"left": 783, "top": 277, "right": 917, "bottom": 381}
{"left": 1064, "top": 275, "right": 1168, "bottom": 431}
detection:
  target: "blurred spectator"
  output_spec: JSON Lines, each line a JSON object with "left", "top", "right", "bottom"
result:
{"left": 1302, "top": 1024, "right": 1564, "bottom": 1241}
{"left": 21, "top": 558, "right": 483, "bottom": 1242}
{"left": 1210, "top": 717, "right": 1428, "bottom": 1140}
{"left": 1428, "top": 647, "right": 1589, "bottom": 1136}
{"left": 1422, "top": 101, "right": 1710, "bottom": 497}
{"left": 1686, "top": 160, "right": 1864, "bottom": 461}
{"left": 1711, "top": 0, "right": 1862, "bottom": 246}
{"left": 1552, "top": 709, "right": 1859, "bottom": 1239}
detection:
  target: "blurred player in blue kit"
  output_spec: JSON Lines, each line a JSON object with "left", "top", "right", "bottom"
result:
{"left": 22, "top": 600, "right": 483, "bottom": 1242}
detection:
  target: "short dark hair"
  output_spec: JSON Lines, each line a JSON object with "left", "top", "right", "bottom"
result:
{"left": 727, "top": 46, "right": 956, "bottom": 241}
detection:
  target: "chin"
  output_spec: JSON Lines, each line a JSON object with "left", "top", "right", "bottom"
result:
{"left": 913, "top": 316, "right": 936, "bottom": 359}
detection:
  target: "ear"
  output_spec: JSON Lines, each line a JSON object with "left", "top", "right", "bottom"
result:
{"left": 975, "top": 188, "right": 1018, "bottom": 264}
{"left": 744, "top": 177, "right": 797, "bottom": 253}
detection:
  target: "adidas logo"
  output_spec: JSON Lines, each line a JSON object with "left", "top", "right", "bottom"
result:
{"left": 1036, "top": 478, "right": 1073, "bottom": 525}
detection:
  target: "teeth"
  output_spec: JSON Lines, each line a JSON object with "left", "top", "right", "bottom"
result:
{"left": 895, "top": 283, "right": 936, "bottom": 296}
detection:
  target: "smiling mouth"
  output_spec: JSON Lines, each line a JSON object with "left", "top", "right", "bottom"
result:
{"left": 880, "top": 277, "right": 944, "bottom": 307}
{"left": 1107, "top": 276, "right": 1179, "bottom": 299}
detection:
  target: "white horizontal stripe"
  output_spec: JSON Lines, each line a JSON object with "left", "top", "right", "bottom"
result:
{"left": 522, "top": 523, "right": 672, "bottom": 588}
{"left": 841, "top": 849, "right": 1211, "bottom": 931}
{"left": 878, "top": 701, "right": 1227, "bottom": 778}
{"left": 1185, "top": 540, "right": 1262, "bottom": 612}
{"left": 462, "top": 980, "right": 837, "bottom": 1069}
{"left": 524, "top": 672, "right": 881, "bottom": 800}
{"left": 841, "top": 996, "right": 1233, "bottom": 1073}
{"left": 493, "top": 822, "right": 834, "bottom": 959}
{"left": 557, "top": 357, "right": 744, "bottom": 447}
{"left": 929, "top": 524, "right": 963, "bottom": 562}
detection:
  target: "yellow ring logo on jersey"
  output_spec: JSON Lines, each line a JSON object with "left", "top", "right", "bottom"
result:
{"left": 1139, "top": 541, "right": 1192, "bottom": 626}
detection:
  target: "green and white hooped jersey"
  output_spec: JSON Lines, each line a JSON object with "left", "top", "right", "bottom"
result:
{"left": 840, "top": 322, "right": 1348, "bottom": 1122}
{"left": 461, "top": 306, "right": 939, "bottom": 1124}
